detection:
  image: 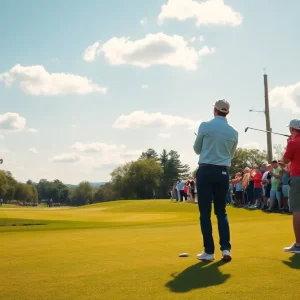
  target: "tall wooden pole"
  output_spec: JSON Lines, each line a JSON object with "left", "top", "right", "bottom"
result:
{"left": 264, "top": 74, "right": 273, "bottom": 162}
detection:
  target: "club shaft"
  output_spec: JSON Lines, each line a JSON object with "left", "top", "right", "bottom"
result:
{"left": 247, "top": 127, "right": 289, "bottom": 137}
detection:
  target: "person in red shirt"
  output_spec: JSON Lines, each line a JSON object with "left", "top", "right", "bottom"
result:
{"left": 252, "top": 166, "right": 263, "bottom": 209}
{"left": 283, "top": 119, "right": 300, "bottom": 253}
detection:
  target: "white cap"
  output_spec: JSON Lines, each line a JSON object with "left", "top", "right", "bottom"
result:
{"left": 213, "top": 99, "right": 230, "bottom": 113}
{"left": 287, "top": 119, "right": 300, "bottom": 130}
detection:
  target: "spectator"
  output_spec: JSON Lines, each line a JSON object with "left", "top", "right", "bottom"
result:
{"left": 253, "top": 166, "right": 263, "bottom": 209}
{"left": 243, "top": 167, "right": 254, "bottom": 207}
{"left": 262, "top": 164, "right": 272, "bottom": 210}
{"left": 232, "top": 172, "right": 243, "bottom": 207}
{"left": 183, "top": 182, "right": 188, "bottom": 201}
{"left": 176, "top": 180, "right": 185, "bottom": 202}
{"left": 279, "top": 161, "right": 290, "bottom": 212}
{"left": 268, "top": 160, "right": 282, "bottom": 212}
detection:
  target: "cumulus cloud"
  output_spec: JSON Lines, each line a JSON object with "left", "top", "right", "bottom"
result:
{"left": 53, "top": 143, "right": 141, "bottom": 167}
{"left": 28, "top": 148, "right": 38, "bottom": 154}
{"left": 158, "top": 0, "right": 243, "bottom": 26}
{"left": 83, "top": 33, "right": 215, "bottom": 70}
{"left": 71, "top": 142, "right": 126, "bottom": 153}
{"left": 82, "top": 41, "right": 102, "bottom": 62}
{"left": 52, "top": 153, "right": 82, "bottom": 163}
{"left": 159, "top": 133, "right": 171, "bottom": 138}
{"left": 269, "top": 82, "right": 300, "bottom": 113}
{"left": 241, "top": 142, "right": 260, "bottom": 150}
{"left": 0, "top": 64, "right": 107, "bottom": 95}
{"left": 114, "top": 110, "right": 200, "bottom": 130}
{"left": 0, "top": 112, "right": 37, "bottom": 132}
{"left": 141, "top": 84, "right": 149, "bottom": 89}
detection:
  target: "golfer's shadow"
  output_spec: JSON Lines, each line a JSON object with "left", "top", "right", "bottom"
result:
{"left": 165, "top": 260, "right": 231, "bottom": 293}
{"left": 283, "top": 254, "right": 300, "bottom": 269}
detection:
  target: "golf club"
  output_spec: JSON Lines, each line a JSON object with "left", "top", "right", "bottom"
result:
{"left": 245, "top": 127, "right": 290, "bottom": 137}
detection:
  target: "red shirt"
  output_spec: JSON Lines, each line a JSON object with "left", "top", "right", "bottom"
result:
{"left": 184, "top": 185, "right": 188, "bottom": 193}
{"left": 253, "top": 172, "right": 262, "bottom": 188}
{"left": 284, "top": 134, "right": 300, "bottom": 177}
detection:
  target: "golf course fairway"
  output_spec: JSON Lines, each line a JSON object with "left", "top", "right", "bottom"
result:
{"left": 0, "top": 200, "right": 298, "bottom": 300}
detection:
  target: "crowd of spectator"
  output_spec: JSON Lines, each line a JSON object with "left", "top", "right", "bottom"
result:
{"left": 170, "top": 177, "right": 198, "bottom": 203}
{"left": 230, "top": 160, "right": 290, "bottom": 212}
{"left": 170, "top": 159, "right": 291, "bottom": 213}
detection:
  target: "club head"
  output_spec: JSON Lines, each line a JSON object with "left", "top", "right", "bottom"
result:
{"left": 245, "top": 127, "right": 249, "bottom": 133}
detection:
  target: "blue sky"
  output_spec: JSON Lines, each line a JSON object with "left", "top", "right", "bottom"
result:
{"left": 0, "top": 0, "right": 299, "bottom": 184}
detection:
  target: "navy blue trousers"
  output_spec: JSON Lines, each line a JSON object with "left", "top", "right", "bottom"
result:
{"left": 196, "top": 165, "right": 231, "bottom": 254}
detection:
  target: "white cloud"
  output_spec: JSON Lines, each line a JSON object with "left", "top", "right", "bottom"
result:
{"left": 199, "top": 36, "right": 204, "bottom": 42}
{"left": 198, "top": 45, "right": 216, "bottom": 56}
{"left": 52, "top": 153, "right": 82, "bottom": 163}
{"left": 28, "top": 148, "right": 38, "bottom": 154}
{"left": 159, "top": 133, "right": 171, "bottom": 138}
{"left": 0, "top": 135, "right": 4, "bottom": 141}
{"left": 71, "top": 142, "right": 126, "bottom": 153}
{"left": 82, "top": 41, "right": 102, "bottom": 62}
{"left": 53, "top": 143, "right": 141, "bottom": 168}
{"left": 241, "top": 142, "right": 260, "bottom": 150}
{"left": 0, "top": 64, "right": 107, "bottom": 95}
{"left": 114, "top": 110, "right": 200, "bottom": 130}
{"left": 84, "top": 32, "right": 215, "bottom": 70}
{"left": 269, "top": 82, "right": 300, "bottom": 113}
{"left": 158, "top": 0, "right": 243, "bottom": 27}
{"left": 141, "top": 84, "right": 149, "bottom": 89}
{"left": 0, "top": 112, "right": 37, "bottom": 132}
{"left": 71, "top": 124, "right": 77, "bottom": 128}
{"left": 140, "top": 18, "right": 147, "bottom": 25}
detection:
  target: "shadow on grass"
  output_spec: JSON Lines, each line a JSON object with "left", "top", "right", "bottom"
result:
{"left": 283, "top": 254, "right": 300, "bottom": 269}
{"left": 165, "top": 261, "right": 230, "bottom": 293}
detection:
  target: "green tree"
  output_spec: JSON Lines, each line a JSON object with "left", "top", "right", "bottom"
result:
{"left": 94, "top": 183, "right": 117, "bottom": 203}
{"left": 110, "top": 162, "right": 133, "bottom": 199}
{"left": 167, "top": 150, "right": 190, "bottom": 181}
{"left": 230, "top": 148, "right": 267, "bottom": 175}
{"left": 128, "top": 158, "right": 163, "bottom": 199}
{"left": 15, "top": 183, "right": 29, "bottom": 202}
{"left": 29, "top": 185, "right": 39, "bottom": 203}
{"left": 0, "top": 171, "right": 9, "bottom": 199}
{"left": 72, "top": 182, "right": 93, "bottom": 206}
{"left": 140, "top": 148, "right": 159, "bottom": 161}
{"left": 4, "top": 171, "right": 17, "bottom": 202}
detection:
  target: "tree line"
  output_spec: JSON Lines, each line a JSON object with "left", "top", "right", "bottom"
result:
{"left": 0, "top": 147, "right": 267, "bottom": 205}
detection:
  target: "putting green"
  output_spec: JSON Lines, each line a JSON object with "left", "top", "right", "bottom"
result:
{"left": 0, "top": 200, "right": 298, "bottom": 300}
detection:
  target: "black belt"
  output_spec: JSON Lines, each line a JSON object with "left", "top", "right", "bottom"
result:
{"left": 198, "top": 163, "right": 228, "bottom": 168}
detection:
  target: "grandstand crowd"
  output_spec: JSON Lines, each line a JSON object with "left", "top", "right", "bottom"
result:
{"left": 171, "top": 159, "right": 291, "bottom": 213}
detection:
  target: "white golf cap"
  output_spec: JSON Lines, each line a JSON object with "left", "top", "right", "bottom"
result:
{"left": 287, "top": 119, "right": 300, "bottom": 130}
{"left": 213, "top": 99, "right": 230, "bottom": 113}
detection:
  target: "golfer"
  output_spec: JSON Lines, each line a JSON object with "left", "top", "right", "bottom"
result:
{"left": 193, "top": 100, "right": 238, "bottom": 261}
{"left": 283, "top": 119, "right": 300, "bottom": 253}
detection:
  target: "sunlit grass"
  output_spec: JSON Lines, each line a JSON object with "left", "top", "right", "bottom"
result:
{"left": 0, "top": 200, "right": 298, "bottom": 300}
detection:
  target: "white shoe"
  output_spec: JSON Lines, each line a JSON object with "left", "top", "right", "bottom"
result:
{"left": 197, "top": 252, "right": 215, "bottom": 261}
{"left": 222, "top": 250, "right": 232, "bottom": 261}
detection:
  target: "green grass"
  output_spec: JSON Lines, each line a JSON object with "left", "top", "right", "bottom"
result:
{"left": 0, "top": 200, "right": 299, "bottom": 300}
